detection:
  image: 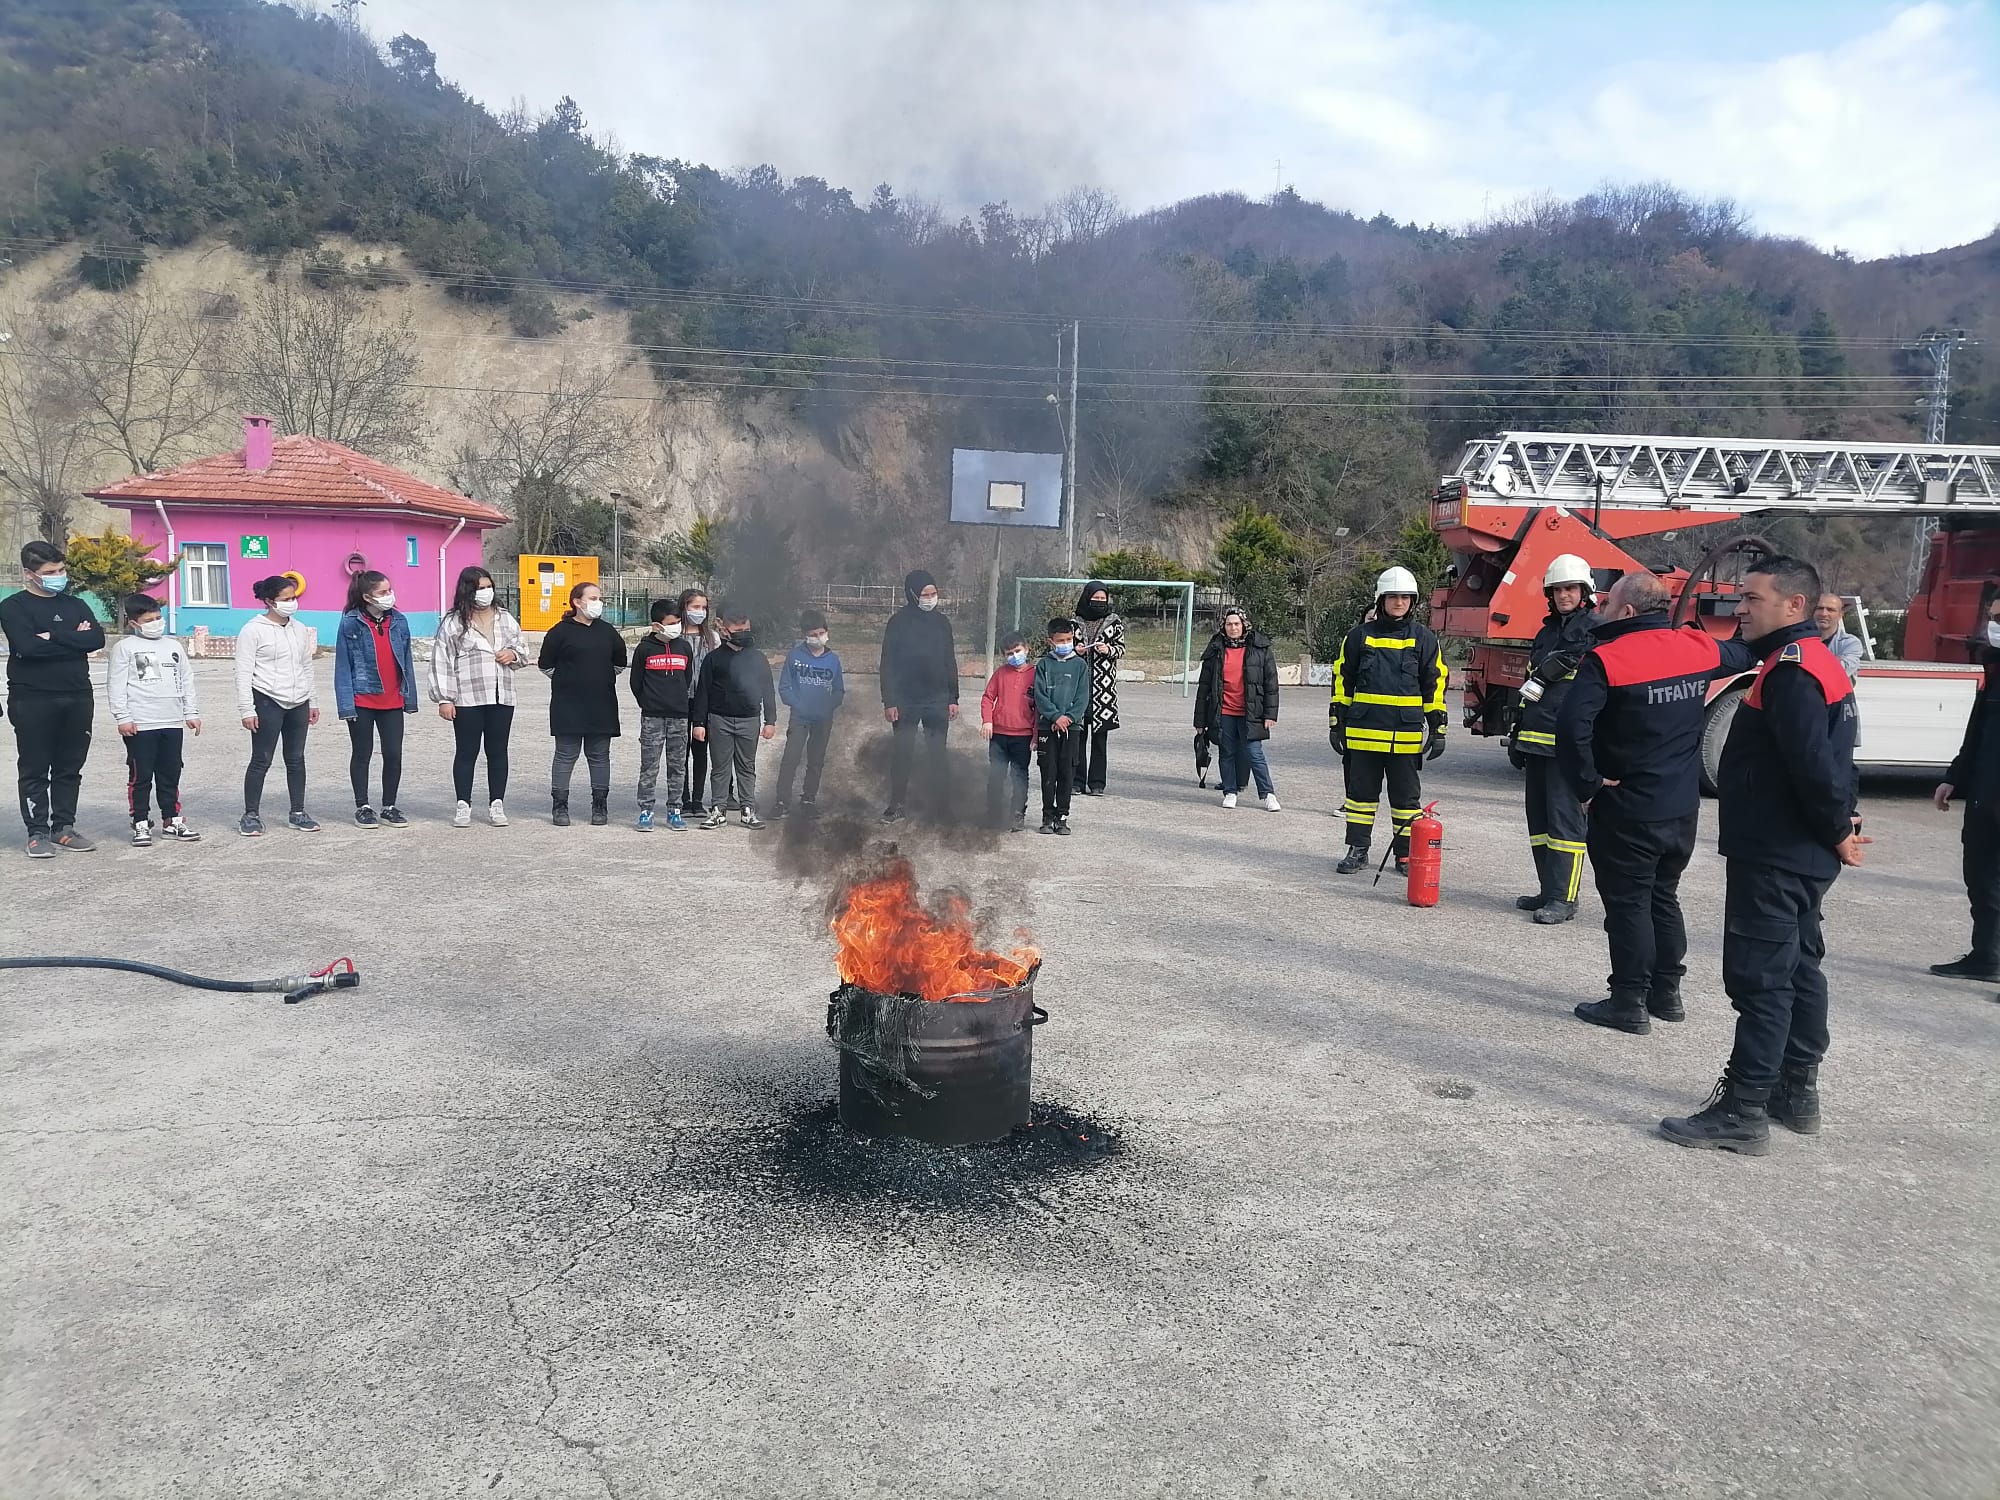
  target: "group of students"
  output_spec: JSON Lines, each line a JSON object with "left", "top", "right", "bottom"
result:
{"left": 0, "top": 543, "right": 1147, "bottom": 848}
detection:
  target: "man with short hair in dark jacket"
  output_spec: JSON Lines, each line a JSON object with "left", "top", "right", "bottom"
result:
{"left": 1930, "top": 591, "right": 2000, "bottom": 984}
{"left": 1661, "top": 555, "right": 1865, "bottom": 1155}
{"left": 879, "top": 569, "right": 959, "bottom": 822}
{"left": 1557, "top": 572, "right": 1756, "bottom": 1033}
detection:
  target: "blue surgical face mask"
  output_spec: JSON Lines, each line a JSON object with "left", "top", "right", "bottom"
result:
{"left": 38, "top": 572, "right": 69, "bottom": 594}
{"left": 1051, "top": 641, "right": 1075, "bottom": 658}
{"left": 1006, "top": 649, "right": 1028, "bottom": 667}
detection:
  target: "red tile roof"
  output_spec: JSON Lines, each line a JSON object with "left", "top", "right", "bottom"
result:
{"left": 89, "top": 434, "right": 509, "bottom": 525}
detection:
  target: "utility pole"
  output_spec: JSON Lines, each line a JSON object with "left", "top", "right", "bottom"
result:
{"left": 1907, "top": 329, "right": 1972, "bottom": 593}
{"left": 1064, "top": 318, "right": 1080, "bottom": 576}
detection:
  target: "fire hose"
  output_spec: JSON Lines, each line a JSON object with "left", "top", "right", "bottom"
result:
{"left": 0, "top": 954, "right": 360, "bottom": 1005}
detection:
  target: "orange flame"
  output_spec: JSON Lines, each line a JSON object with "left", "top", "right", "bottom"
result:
{"left": 832, "top": 858, "right": 1037, "bottom": 1002}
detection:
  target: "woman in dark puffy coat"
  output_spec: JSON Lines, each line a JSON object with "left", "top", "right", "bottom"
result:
{"left": 1193, "top": 605, "right": 1281, "bottom": 810}
{"left": 1071, "top": 579, "right": 1125, "bottom": 795}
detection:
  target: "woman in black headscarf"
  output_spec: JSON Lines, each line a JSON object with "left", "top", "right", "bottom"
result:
{"left": 1071, "top": 579, "right": 1125, "bottom": 795}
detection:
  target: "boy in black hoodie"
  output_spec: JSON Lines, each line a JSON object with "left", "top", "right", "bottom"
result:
{"left": 630, "top": 599, "right": 694, "bottom": 831}
{"left": 879, "top": 568, "right": 959, "bottom": 822}
{"left": 2, "top": 541, "right": 106, "bottom": 856}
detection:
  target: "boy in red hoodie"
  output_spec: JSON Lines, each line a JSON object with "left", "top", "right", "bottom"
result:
{"left": 980, "top": 630, "right": 1037, "bottom": 830}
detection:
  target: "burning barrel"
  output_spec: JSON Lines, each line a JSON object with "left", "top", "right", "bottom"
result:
{"left": 827, "top": 966, "right": 1045, "bottom": 1145}
{"left": 825, "top": 858, "right": 1044, "bottom": 1146}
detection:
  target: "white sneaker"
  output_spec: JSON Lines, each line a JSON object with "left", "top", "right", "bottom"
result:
{"left": 1221, "top": 793, "right": 1238, "bottom": 809}
{"left": 488, "top": 799, "right": 508, "bottom": 827}
{"left": 130, "top": 820, "right": 152, "bottom": 847}
{"left": 1264, "top": 793, "right": 1282, "bottom": 812}
{"left": 452, "top": 800, "right": 473, "bottom": 828}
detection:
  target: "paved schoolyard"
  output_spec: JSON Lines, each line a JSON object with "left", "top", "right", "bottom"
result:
{"left": 2, "top": 661, "right": 1995, "bottom": 1499}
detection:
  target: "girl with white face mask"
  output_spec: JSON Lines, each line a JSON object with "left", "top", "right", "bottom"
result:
{"left": 236, "top": 574, "right": 320, "bottom": 837}
{"left": 537, "top": 583, "right": 628, "bottom": 825}
{"left": 676, "top": 588, "right": 721, "bottom": 815}
{"left": 432, "top": 566, "right": 528, "bottom": 827}
{"left": 334, "top": 569, "right": 418, "bottom": 828}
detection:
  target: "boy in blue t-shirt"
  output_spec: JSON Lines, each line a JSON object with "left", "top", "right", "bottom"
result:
{"left": 771, "top": 609, "right": 845, "bottom": 817}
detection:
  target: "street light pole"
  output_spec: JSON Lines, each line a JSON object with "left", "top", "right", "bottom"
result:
{"left": 1064, "top": 318, "right": 1080, "bottom": 576}
{"left": 609, "top": 490, "right": 626, "bottom": 621}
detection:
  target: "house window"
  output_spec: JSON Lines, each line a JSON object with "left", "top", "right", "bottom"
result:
{"left": 406, "top": 536, "right": 420, "bottom": 568}
{"left": 182, "top": 543, "right": 229, "bottom": 607}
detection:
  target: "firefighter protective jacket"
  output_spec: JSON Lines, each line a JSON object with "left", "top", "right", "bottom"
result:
{"left": 1330, "top": 613, "right": 1447, "bottom": 755}
{"left": 1717, "top": 622, "right": 1860, "bottom": 879}
{"left": 1556, "top": 611, "right": 1757, "bottom": 821}
{"left": 1514, "top": 604, "right": 1598, "bottom": 758}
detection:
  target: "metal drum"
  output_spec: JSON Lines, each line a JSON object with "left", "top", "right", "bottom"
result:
{"left": 826, "top": 964, "right": 1046, "bottom": 1146}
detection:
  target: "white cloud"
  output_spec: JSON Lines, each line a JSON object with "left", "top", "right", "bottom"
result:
{"left": 363, "top": 0, "right": 1999, "bottom": 255}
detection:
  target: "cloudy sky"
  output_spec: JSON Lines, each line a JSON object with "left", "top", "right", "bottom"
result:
{"left": 361, "top": 0, "right": 2000, "bottom": 258}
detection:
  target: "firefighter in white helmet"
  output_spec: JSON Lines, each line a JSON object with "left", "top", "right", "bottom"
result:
{"left": 1330, "top": 565, "right": 1447, "bottom": 876}
{"left": 1511, "top": 553, "right": 1598, "bottom": 924}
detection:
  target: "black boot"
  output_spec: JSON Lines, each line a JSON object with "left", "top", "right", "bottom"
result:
{"left": 1660, "top": 1076, "right": 1770, "bottom": 1155}
{"left": 1769, "top": 1063, "right": 1821, "bottom": 1135}
{"left": 1647, "top": 978, "right": 1685, "bottom": 1023}
{"left": 1929, "top": 952, "right": 2000, "bottom": 981}
{"left": 589, "top": 791, "right": 610, "bottom": 826}
{"left": 1532, "top": 899, "right": 1577, "bottom": 926}
{"left": 1336, "top": 846, "right": 1369, "bottom": 874}
{"left": 1515, "top": 893, "right": 1548, "bottom": 911}
{"left": 551, "top": 792, "right": 571, "bottom": 827}
{"left": 1574, "top": 988, "right": 1652, "bottom": 1035}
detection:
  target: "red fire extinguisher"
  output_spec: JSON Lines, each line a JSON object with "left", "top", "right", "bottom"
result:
{"left": 1406, "top": 801, "right": 1443, "bottom": 908}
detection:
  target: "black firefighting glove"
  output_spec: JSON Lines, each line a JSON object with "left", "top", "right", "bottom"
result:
{"left": 1328, "top": 713, "right": 1345, "bottom": 756}
{"left": 1425, "top": 711, "right": 1448, "bottom": 762}
{"left": 1506, "top": 735, "right": 1527, "bottom": 771}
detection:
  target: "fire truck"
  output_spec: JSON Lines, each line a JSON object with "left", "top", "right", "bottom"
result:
{"left": 1429, "top": 431, "right": 2000, "bottom": 790}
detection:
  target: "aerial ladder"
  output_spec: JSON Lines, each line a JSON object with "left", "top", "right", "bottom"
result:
{"left": 1428, "top": 431, "right": 2000, "bottom": 788}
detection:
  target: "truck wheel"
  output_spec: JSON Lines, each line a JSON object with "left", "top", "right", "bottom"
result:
{"left": 1699, "top": 685, "right": 1747, "bottom": 798}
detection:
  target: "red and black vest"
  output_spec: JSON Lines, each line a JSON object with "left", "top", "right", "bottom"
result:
{"left": 1718, "top": 625, "right": 1860, "bottom": 877}
{"left": 1563, "top": 613, "right": 1755, "bottom": 821}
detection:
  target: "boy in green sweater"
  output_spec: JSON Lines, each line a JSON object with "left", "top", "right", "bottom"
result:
{"left": 1032, "top": 617, "right": 1089, "bottom": 835}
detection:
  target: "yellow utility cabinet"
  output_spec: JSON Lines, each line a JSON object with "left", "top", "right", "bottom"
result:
{"left": 517, "top": 555, "right": 600, "bottom": 631}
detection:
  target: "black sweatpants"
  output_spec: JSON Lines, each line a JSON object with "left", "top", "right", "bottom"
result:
{"left": 1342, "top": 749, "right": 1423, "bottom": 856}
{"left": 1722, "top": 859, "right": 1833, "bottom": 1093}
{"left": 13, "top": 690, "right": 94, "bottom": 836}
{"left": 1039, "top": 724, "right": 1076, "bottom": 822}
{"left": 684, "top": 732, "right": 708, "bottom": 812}
{"left": 1586, "top": 807, "right": 1697, "bottom": 999}
{"left": 987, "top": 732, "right": 1032, "bottom": 825}
{"left": 1524, "top": 754, "right": 1588, "bottom": 904}
{"left": 1963, "top": 800, "right": 2000, "bottom": 966}
{"left": 125, "top": 727, "right": 185, "bottom": 825}
{"left": 347, "top": 705, "right": 406, "bottom": 808}
{"left": 451, "top": 704, "right": 514, "bottom": 803}
{"left": 244, "top": 693, "right": 310, "bottom": 816}
{"left": 1072, "top": 724, "right": 1112, "bottom": 793}
{"left": 774, "top": 713, "right": 833, "bottom": 805}
{"left": 889, "top": 703, "right": 951, "bottom": 813}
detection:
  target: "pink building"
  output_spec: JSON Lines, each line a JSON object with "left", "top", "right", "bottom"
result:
{"left": 90, "top": 416, "right": 508, "bottom": 638}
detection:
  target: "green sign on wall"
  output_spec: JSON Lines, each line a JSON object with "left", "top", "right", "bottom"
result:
{"left": 240, "top": 535, "right": 270, "bottom": 559}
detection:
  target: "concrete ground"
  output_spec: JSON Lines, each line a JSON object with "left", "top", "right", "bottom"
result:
{"left": 3, "top": 662, "right": 1996, "bottom": 1500}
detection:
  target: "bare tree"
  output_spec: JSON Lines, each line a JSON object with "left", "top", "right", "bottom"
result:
{"left": 1051, "top": 186, "right": 1125, "bottom": 245}
{"left": 225, "top": 274, "right": 428, "bottom": 460}
{"left": 68, "top": 292, "right": 228, "bottom": 476}
{"left": 0, "top": 309, "right": 94, "bottom": 542}
{"left": 464, "top": 363, "right": 634, "bottom": 554}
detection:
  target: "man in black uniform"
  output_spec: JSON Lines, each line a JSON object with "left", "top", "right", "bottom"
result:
{"left": 1511, "top": 553, "right": 1597, "bottom": 925}
{"left": 1929, "top": 591, "right": 2000, "bottom": 984}
{"left": 1330, "top": 566, "right": 1447, "bottom": 878}
{"left": 1662, "top": 556, "right": 1865, "bottom": 1154}
{"left": 1557, "top": 573, "right": 1755, "bottom": 1033}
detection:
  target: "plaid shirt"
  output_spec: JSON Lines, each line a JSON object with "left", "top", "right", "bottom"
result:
{"left": 430, "top": 609, "right": 528, "bottom": 707}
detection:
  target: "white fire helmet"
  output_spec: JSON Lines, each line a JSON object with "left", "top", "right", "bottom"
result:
{"left": 1543, "top": 554, "right": 1594, "bottom": 593}
{"left": 1375, "top": 565, "right": 1419, "bottom": 600}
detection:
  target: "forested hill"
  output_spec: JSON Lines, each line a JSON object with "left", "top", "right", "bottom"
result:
{"left": 4, "top": 0, "right": 1998, "bottom": 611}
